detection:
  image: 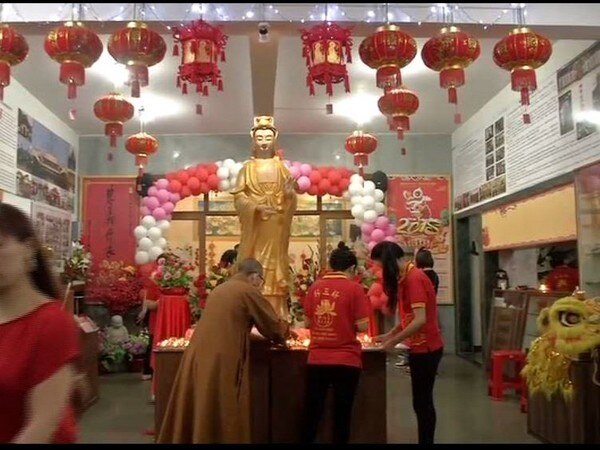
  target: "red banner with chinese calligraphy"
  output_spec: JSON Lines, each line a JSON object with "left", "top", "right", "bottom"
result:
{"left": 386, "top": 176, "right": 453, "bottom": 304}
{"left": 81, "top": 177, "right": 139, "bottom": 268}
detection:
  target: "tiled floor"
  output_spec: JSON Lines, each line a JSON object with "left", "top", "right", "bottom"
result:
{"left": 79, "top": 354, "right": 539, "bottom": 444}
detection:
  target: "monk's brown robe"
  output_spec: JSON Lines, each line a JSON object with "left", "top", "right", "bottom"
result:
{"left": 157, "top": 273, "right": 288, "bottom": 443}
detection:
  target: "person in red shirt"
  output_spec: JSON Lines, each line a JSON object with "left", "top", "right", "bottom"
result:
{"left": 371, "top": 241, "right": 444, "bottom": 445}
{"left": 545, "top": 254, "right": 579, "bottom": 293}
{"left": 136, "top": 259, "right": 162, "bottom": 381}
{"left": 302, "top": 242, "right": 370, "bottom": 444}
{"left": 0, "top": 204, "right": 80, "bottom": 443}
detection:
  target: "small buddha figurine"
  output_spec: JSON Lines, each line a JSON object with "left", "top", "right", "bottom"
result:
{"left": 231, "top": 116, "right": 297, "bottom": 319}
{"left": 107, "top": 315, "right": 129, "bottom": 344}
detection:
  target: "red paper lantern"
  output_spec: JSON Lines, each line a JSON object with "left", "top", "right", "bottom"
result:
{"left": 172, "top": 19, "right": 228, "bottom": 114}
{"left": 300, "top": 22, "right": 352, "bottom": 96}
{"left": 125, "top": 132, "right": 159, "bottom": 173}
{"left": 345, "top": 131, "right": 378, "bottom": 174}
{"left": 108, "top": 21, "right": 167, "bottom": 98}
{"left": 93, "top": 93, "right": 135, "bottom": 148}
{"left": 0, "top": 25, "right": 28, "bottom": 101}
{"left": 493, "top": 27, "right": 552, "bottom": 124}
{"left": 359, "top": 25, "right": 417, "bottom": 91}
{"left": 421, "top": 26, "right": 480, "bottom": 123}
{"left": 378, "top": 88, "right": 419, "bottom": 140}
{"left": 44, "top": 21, "right": 102, "bottom": 99}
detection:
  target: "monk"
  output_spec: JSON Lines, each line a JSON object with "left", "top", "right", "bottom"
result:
{"left": 157, "top": 258, "right": 290, "bottom": 444}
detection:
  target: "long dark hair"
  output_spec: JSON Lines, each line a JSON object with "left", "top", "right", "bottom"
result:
{"left": 329, "top": 241, "right": 357, "bottom": 272}
{"left": 370, "top": 241, "right": 404, "bottom": 312}
{"left": 0, "top": 203, "right": 60, "bottom": 299}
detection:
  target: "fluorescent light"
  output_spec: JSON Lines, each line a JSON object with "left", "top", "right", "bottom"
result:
{"left": 129, "top": 93, "right": 185, "bottom": 124}
{"left": 245, "top": 10, "right": 255, "bottom": 18}
{"left": 430, "top": 6, "right": 437, "bottom": 12}
{"left": 387, "top": 12, "right": 394, "bottom": 20}
{"left": 575, "top": 110, "right": 600, "bottom": 125}
{"left": 173, "top": 151, "right": 180, "bottom": 159}
{"left": 334, "top": 93, "right": 381, "bottom": 126}
{"left": 367, "top": 10, "right": 375, "bottom": 18}
{"left": 191, "top": 3, "right": 203, "bottom": 14}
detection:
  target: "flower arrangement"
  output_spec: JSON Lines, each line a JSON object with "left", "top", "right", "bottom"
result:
{"left": 62, "top": 241, "right": 92, "bottom": 283}
{"left": 122, "top": 331, "right": 150, "bottom": 361}
{"left": 98, "top": 329, "right": 150, "bottom": 373}
{"left": 188, "top": 266, "right": 231, "bottom": 320}
{"left": 153, "top": 253, "right": 195, "bottom": 290}
{"left": 86, "top": 261, "right": 142, "bottom": 315}
{"left": 204, "top": 265, "right": 231, "bottom": 295}
{"left": 290, "top": 247, "right": 322, "bottom": 300}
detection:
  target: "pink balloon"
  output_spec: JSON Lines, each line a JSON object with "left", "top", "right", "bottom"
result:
{"left": 384, "top": 236, "right": 397, "bottom": 242}
{"left": 284, "top": 159, "right": 291, "bottom": 167}
{"left": 155, "top": 178, "right": 169, "bottom": 190}
{"left": 371, "top": 229, "right": 385, "bottom": 243}
{"left": 140, "top": 206, "right": 150, "bottom": 217}
{"left": 146, "top": 196, "right": 160, "bottom": 210}
{"left": 165, "top": 214, "right": 172, "bottom": 221}
{"left": 157, "top": 189, "right": 170, "bottom": 204}
{"left": 293, "top": 161, "right": 302, "bottom": 168}
{"left": 361, "top": 222, "right": 375, "bottom": 234}
{"left": 297, "top": 176, "right": 311, "bottom": 191}
{"left": 170, "top": 193, "right": 181, "bottom": 204}
{"left": 152, "top": 207, "right": 167, "bottom": 220}
{"left": 387, "top": 223, "right": 396, "bottom": 236}
{"left": 300, "top": 163, "right": 312, "bottom": 176}
{"left": 289, "top": 166, "right": 300, "bottom": 179}
{"left": 162, "top": 202, "right": 174, "bottom": 214}
{"left": 367, "top": 241, "right": 377, "bottom": 252}
{"left": 361, "top": 232, "right": 371, "bottom": 242}
{"left": 375, "top": 216, "right": 390, "bottom": 230}
{"left": 148, "top": 186, "right": 158, "bottom": 197}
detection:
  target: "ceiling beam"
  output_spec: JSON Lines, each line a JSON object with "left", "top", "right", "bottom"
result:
{"left": 248, "top": 29, "right": 279, "bottom": 117}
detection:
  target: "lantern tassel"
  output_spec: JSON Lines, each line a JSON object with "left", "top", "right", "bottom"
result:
{"left": 448, "top": 87, "right": 457, "bottom": 105}
{"left": 108, "top": 151, "right": 113, "bottom": 162}
{"left": 131, "top": 80, "right": 141, "bottom": 98}
{"left": 0, "top": 86, "right": 3, "bottom": 102}
{"left": 401, "top": 147, "right": 407, "bottom": 156}
{"left": 176, "top": 77, "right": 181, "bottom": 88}
{"left": 110, "top": 134, "right": 117, "bottom": 148}
{"left": 203, "top": 85, "right": 209, "bottom": 96}
{"left": 520, "top": 87, "right": 530, "bottom": 106}
{"left": 217, "top": 79, "right": 223, "bottom": 92}
{"left": 196, "top": 83, "right": 202, "bottom": 93}
{"left": 182, "top": 83, "right": 188, "bottom": 95}
{"left": 221, "top": 51, "right": 226, "bottom": 63}
{"left": 454, "top": 112, "right": 462, "bottom": 124}
{"left": 196, "top": 104, "right": 202, "bottom": 115}
{"left": 172, "top": 44, "right": 179, "bottom": 56}
{"left": 397, "top": 129, "right": 404, "bottom": 140}
{"left": 346, "top": 44, "right": 352, "bottom": 63}
{"left": 344, "top": 74, "right": 350, "bottom": 93}
{"left": 308, "top": 76, "right": 315, "bottom": 96}
{"left": 68, "top": 83, "right": 77, "bottom": 100}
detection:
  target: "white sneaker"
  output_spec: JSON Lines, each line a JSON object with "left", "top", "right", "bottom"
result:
{"left": 141, "top": 374, "right": 152, "bottom": 381}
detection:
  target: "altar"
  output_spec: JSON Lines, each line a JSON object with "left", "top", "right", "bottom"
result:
{"left": 154, "top": 338, "right": 387, "bottom": 444}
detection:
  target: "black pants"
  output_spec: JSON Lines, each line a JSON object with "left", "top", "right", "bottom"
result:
{"left": 408, "top": 347, "right": 443, "bottom": 444}
{"left": 303, "top": 364, "right": 361, "bottom": 444}
{"left": 142, "top": 333, "right": 154, "bottom": 376}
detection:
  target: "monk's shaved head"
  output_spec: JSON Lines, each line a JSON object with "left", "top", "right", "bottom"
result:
{"left": 238, "top": 258, "right": 263, "bottom": 277}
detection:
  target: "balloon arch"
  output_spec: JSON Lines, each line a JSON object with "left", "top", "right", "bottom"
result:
{"left": 133, "top": 157, "right": 397, "bottom": 266}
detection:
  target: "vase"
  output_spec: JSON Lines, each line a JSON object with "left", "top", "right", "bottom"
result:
{"left": 83, "top": 301, "right": 110, "bottom": 329}
{"left": 160, "top": 287, "right": 189, "bottom": 295}
{"left": 127, "top": 357, "right": 145, "bottom": 373}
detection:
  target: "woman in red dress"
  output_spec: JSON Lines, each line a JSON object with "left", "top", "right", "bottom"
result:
{"left": 370, "top": 241, "right": 444, "bottom": 445}
{"left": 0, "top": 204, "right": 80, "bottom": 443}
{"left": 136, "top": 260, "right": 161, "bottom": 381}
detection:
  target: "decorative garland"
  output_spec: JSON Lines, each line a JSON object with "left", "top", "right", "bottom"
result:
{"left": 133, "top": 156, "right": 397, "bottom": 265}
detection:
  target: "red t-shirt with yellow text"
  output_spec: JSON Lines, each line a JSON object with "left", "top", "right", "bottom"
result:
{"left": 303, "top": 272, "right": 370, "bottom": 368}
{"left": 399, "top": 267, "right": 444, "bottom": 354}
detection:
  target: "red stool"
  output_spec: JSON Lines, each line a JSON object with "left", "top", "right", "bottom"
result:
{"left": 488, "top": 350, "right": 526, "bottom": 401}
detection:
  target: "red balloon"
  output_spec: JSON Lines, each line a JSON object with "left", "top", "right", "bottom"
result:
{"left": 196, "top": 166, "right": 209, "bottom": 182}
{"left": 187, "top": 166, "right": 197, "bottom": 176}
{"left": 308, "top": 185, "right": 319, "bottom": 196}
{"left": 190, "top": 183, "right": 202, "bottom": 196}
{"left": 166, "top": 172, "right": 175, "bottom": 181}
{"left": 330, "top": 185, "right": 341, "bottom": 197}
{"left": 178, "top": 171, "right": 190, "bottom": 184}
{"left": 319, "top": 178, "right": 331, "bottom": 193}
{"left": 309, "top": 171, "right": 322, "bottom": 184}
{"left": 200, "top": 182, "right": 210, "bottom": 194}
{"left": 206, "top": 163, "right": 218, "bottom": 175}
{"left": 328, "top": 170, "right": 342, "bottom": 185}
{"left": 181, "top": 185, "right": 191, "bottom": 198}
{"left": 207, "top": 174, "right": 219, "bottom": 190}
{"left": 168, "top": 179, "right": 182, "bottom": 193}
{"left": 339, "top": 177, "right": 350, "bottom": 192}
{"left": 187, "top": 177, "right": 200, "bottom": 191}
{"left": 319, "top": 166, "right": 330, "bottom": 177}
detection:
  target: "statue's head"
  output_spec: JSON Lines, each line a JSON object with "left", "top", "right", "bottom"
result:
{"left": 251, "top": 116, "right": 278, "bottom": 159}
{"left": 111, "top": 315, "right": 124, "bottom": 328}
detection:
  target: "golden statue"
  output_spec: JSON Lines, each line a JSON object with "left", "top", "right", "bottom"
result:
{"left": 231, "top": 116, "right": 297, "bottom": 318}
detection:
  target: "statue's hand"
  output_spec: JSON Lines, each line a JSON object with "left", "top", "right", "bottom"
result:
{"left": 257, "top": 205, "right": 277, "bottom": 219}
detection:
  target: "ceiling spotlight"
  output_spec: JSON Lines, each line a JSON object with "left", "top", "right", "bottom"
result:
{"left": 430, "top": 6, "right": 437, "bottom": 13}
{"left": 173, "top": 151, "right": 181, "bottom": 159}
{"left": 258, "top": 22, "right": 270, "bottom": 43}
{"left": 387, "top": 12, "right": 394, "bottom": 20}
{"left": 191, "top": 3, "right": 203, "bottom": 14}
{"left": 367, "top": 10, "right": 375, "bottom": 18}
{"left": 268, "top": 4, "right": 273, "bottom": 9}
{"left": 245, "top": 10, "right": 255, "bottom": 18}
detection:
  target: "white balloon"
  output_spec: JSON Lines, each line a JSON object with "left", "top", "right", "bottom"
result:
{"left": 350, "top": 195, "right": 362, "bottom": 206}
{"left": 350, "top": 174, "right": 364, "bottom": 185}
{"left": 217, "top": 167, "right": 230, "bottom": 180}
{"left": 216, "top": 160, "right": 223, "bottom": 167}
{"left": 374, "top": 202, "right": 386, "bottom": 215}
{"left": 223, "top": 158, "right": 236, "bottom": 168}
{"left": 135, "top": 251, "right": 150, "bottom": 265}
{"left": 361, "top": 195, "right": 375, "bottom": 209}
{"left": 353, "top": 218, "right": 363, "bottom": 227}
{"left": 342, "top": 190, "right": 350, "bottom": 200}
{"left": 134, "top": 225, "right": 148, "bottom": 240}
{"left": 148, "top": 227, "right": 162, "bottom": 241}
{"left": 156, "top": 237, "right": 168, "bottom": 249}
{"left": 351, "top": 204, "right": 365, "bottom": 220}
{"left": 141, "top": 215, "right": 156, "bottom": 229}
{"left": 156, "top": 220, "right": 171, "bottom": 232}
{"left": 374, "top": 189, "right": 385, "bottom": 202}
{"left": 138, "top": 237, "right": 153, "bottom": 251}
{"left": 364, "top": 210, "right": 378, "bottom": 223}
{"left": 362, "top": 180, "right": 376, "bottom": 195}
{"left": 219, "top": 179, "right": 231, "bottom": 191}
{"left": 348, "top": 183, "right": 363, "bottom": 197}
{"left": 149, "top": 246, "right": 163, "bottom": 261}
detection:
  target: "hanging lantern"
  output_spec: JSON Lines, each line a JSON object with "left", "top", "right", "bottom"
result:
{"left": 300, "top": 21, "right": 352, "bottom": 97}
{"left": 44, "top": 21, "right": 103, "bottom": 99}
{"left": 172, "top": 19, "right": 228, "bottom": 114}
{"left": 378, "top": 87, "right": 419, "bottom": 156}
{"left": 421, "top": 26, "right": 480, "bottom": 124}
{"left": 108, "top": 22, "right": 167, "bottom": 98}
{"left": 345, "top": 130, "right": 378, "bottom": 175}
{"left": 493, "top": 28, "right": 552, "bottom": 124}
{"left": 126, "top": 132, "right": 159, "bottom": 175}
{"left": 93, "top": 93, "right": 135, "bottom": 150}
{"left": 0, "top": 25, "right": 28, "bottom": 102}
{"left": 359, "top": 25, "right": 417, "bottom": 91}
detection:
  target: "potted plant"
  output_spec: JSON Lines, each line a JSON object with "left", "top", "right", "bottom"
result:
{"left": 153, "top": 254, "right": 195, "bottom": 295}
{"left": 62, "top": 241, "right": 92, "bottom": 284}
{"left": 123, "top": 331, "right": 150, "bottom": 373}
{"left": 98, "top": 329, "right": 128, "bottom": 373}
